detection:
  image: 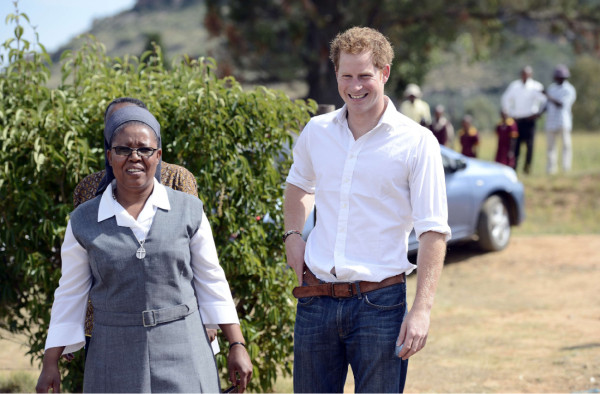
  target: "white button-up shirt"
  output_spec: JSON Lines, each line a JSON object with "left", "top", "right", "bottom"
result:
{"left": 286, "top": 99, "right": 451, "bottom": 283}
{"left": 545, "top": 81, "right": 576, "bottom": 132}
{"left": 501, "top": 78, "right": 547, "bottom": 119}
{"left": 45, "top": 179, "right": 239, "bottom": 353}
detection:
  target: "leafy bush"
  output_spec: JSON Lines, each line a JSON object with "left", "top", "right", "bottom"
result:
{"left": 0, "top": 7, "right": 315, "bottom": 392}
{"left": 463, "top": 95, "right": 499, "bottom": 133}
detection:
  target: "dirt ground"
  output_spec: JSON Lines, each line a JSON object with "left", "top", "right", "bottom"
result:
{"left": 401, "top": 234, "right": 600, "bottom": 393}
{"left": 2, "top": 235, "right": 599, "bottom": 393}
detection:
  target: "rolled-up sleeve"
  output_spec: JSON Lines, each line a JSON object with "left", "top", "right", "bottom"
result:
{"left": 409, "top": 133, "right": 452, "bottom": 242}
{"left": 45, "top": 220, "right": 92, "bottom": 354}
{"left": 190, "top": 211, "right": 239, "bottom": 328}
{"left": 285, "top": 126, "right": 316, "bottom": 193}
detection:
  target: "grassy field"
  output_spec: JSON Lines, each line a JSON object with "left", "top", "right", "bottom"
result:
{"left": 475, "top": 130, "right": 600, "bottom": 235}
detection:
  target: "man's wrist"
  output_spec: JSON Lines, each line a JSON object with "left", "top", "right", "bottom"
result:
{"left": 282, "top": 230, "right": 302, "bottom": 243}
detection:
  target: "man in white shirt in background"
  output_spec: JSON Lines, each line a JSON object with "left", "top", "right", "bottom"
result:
{"left": 399, "top": 83, "right": 432, "bottom": 127}
{"left": 283, "top": 26, "right": 450, "bottom": 393}
{"left": 544, "top": 64, "right": 577, "bottom": 174}
{"left": 501, "top": 65, "right": 547, "bottom": 174}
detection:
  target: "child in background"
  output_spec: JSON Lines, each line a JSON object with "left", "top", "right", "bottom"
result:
{"left": 459, "top": 115, "right": 479, "bottom": 158}
{"left": 495, "top": 110, "right": 519, "bottom": 168}
{"left": 429, "top": 104, "right": 455, "bottom": 147}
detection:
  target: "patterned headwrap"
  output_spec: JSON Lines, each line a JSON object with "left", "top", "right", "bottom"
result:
{"left": 95, "top": 106, "right": 162, "bottom": 195}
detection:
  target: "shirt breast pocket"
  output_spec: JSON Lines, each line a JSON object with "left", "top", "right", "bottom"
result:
{"left": 354, "top": 152, "right": 408, "bottom": 201}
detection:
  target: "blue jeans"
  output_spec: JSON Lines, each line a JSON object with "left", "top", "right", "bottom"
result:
{"left": 293, "top": 282, "right": 409, "bottom": 393}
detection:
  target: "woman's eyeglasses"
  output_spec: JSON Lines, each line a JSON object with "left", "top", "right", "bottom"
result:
{"left": 111, "top": 146, "right": 158, "bottom": 158}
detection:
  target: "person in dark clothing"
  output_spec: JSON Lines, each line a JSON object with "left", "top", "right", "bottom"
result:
{"left": 495, "top": 111, "right": 519, "bottom": 168}
{"left": 459, "top": 115, "right": 479, "bottom": 158}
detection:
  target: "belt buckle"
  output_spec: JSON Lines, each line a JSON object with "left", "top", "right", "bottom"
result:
{"left": 142, "top": 310, "right": 157, "bottom": 327}
{"left": 330, "top": 283, "right": 353, "bottom": 298}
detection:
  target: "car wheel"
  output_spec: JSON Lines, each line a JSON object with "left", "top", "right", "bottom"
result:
{"left": 477, "top": 195, "right": 511, "bottom": 251}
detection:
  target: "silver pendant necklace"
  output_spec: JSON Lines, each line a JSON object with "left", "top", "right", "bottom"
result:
{"left": 113, "top": 187, "right": 146, "bottom": 260}
{"left": 135, "top": 238, "right": 146, "bottom": 259}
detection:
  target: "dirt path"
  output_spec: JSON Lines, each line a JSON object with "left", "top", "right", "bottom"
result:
{"left": 403, "top": 234, "right": 600, "bottom": 393}
{"left": 2, "top": 235, "right": 600, "bottom": 392}
{"left": 0, "top": 331, "right": 39, "bottom": 383}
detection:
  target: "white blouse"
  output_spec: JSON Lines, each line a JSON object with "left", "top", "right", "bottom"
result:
{"left": 45, "top": 179, "right": 239, "bottom": 354}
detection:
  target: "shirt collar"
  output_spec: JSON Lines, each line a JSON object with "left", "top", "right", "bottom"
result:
{"left": 97, "top": 178, "right": 170, "bottom": 222}
{"left": 333, "top": 96, "right": 401, "bottom": 131}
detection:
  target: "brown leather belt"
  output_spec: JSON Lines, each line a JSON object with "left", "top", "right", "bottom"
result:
{"left": 292, "top": 264, "right": 405, "bottom": 299}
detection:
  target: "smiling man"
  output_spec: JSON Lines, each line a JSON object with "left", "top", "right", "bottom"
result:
{"left": 284, "top": 27, "right": 451, "bottom": 392}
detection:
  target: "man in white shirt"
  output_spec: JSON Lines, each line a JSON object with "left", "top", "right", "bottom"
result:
{"left": 501, "top": 66, "right": 547, "bottom": 174}
{"left": 284, "top": 27, "right": 450, "bottom": 393}
{"left": 399, "top": 83, "right": 432, "bottom": 127}
{"left": 544, "top": 64, "right": 577, "bottom": 174}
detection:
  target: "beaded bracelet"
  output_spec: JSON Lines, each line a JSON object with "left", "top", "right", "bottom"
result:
{"left": 229, "top": 341, "right": 246, "bottom": 351}
{"left": 282, "top": 230, "right": 302, "bottom": 242}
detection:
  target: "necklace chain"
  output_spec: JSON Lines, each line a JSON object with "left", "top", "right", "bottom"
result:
{"left": 112, "top": 187, "right": 146, "bottom": 260}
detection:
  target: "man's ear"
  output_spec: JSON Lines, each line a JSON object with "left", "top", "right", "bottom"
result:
{"left": 382, "top": 65, "right": 391, "bottom": 83}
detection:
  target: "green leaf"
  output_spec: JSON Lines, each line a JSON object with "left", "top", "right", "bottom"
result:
{"left": 14, "top": 25, "right": 23, "bottom": 40}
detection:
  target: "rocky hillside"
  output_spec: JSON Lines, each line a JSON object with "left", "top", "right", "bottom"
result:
{"left": 50, "top": 0, "right": 218, "bottom": 66}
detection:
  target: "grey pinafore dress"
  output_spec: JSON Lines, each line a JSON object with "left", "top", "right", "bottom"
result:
{"left": 70, "top": 188, "right": 220, "bottom": 393}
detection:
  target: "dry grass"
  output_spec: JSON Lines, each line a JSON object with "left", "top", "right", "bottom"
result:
{"left": 0, "top": 332, "right": 38, "bottom": 392}
{"left": 405, "top": 235, "right": 600, "bottom": 393}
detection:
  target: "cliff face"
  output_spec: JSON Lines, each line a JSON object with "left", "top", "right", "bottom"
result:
{"left": 133, "top": 0, "right": 200, "bottom": 11}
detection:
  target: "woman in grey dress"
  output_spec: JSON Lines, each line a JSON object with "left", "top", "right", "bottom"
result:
{"left": 36, "top": 105, "right": 252, "bottom": 393}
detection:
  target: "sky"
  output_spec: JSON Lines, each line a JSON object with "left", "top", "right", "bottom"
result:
{"left": 1, "top": 0, "right": 136, "bottom": 52}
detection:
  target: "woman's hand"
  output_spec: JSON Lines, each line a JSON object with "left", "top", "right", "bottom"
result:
{"left": 219, "top": 324, "right": 253, "bottom": 392}
{"left": 206, "top": 328, "right": 217, "bottom": 342}
{"left": 227, "top": 343, "right": 253, "bottom": 393}
{"left": 36, "top": 347, "right": 64, "bottom": 393}
{"left": 60, "top": 353, "right": 74, "bottom": 362}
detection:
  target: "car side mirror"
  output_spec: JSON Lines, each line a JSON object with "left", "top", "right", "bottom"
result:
{"left": 444, "top": 157, "right": 467, "bottom": 174}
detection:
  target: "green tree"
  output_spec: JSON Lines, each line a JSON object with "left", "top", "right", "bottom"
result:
{"left": 570, "top": 55, "right": 600, "bottom": 131}
{"left": 463, "top": 95, "right": 500, "bottom": 133}
{"left": 205, "top": 0, "right": 600, "bottom": 106}
{"left": 0, "top": 6, "right": 315, "bottom": 392}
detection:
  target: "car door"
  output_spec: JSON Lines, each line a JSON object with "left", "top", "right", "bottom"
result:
{"left": 442, "top": 150, "right": 476, "bottom": 241}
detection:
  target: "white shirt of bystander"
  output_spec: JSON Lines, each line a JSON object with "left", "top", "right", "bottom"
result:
{"left": 501, "top": 78, "right": 546, "bottom": 119}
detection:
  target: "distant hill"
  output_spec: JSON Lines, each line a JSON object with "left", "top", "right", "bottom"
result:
{"left": 46, "top": 0, "right": 309, "bottom": 97}
{"left": 47, "top": 0, "right": 575, "bottom": 131}
{"left": 50, "top": 0, "right": 217, "bottom": 65}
